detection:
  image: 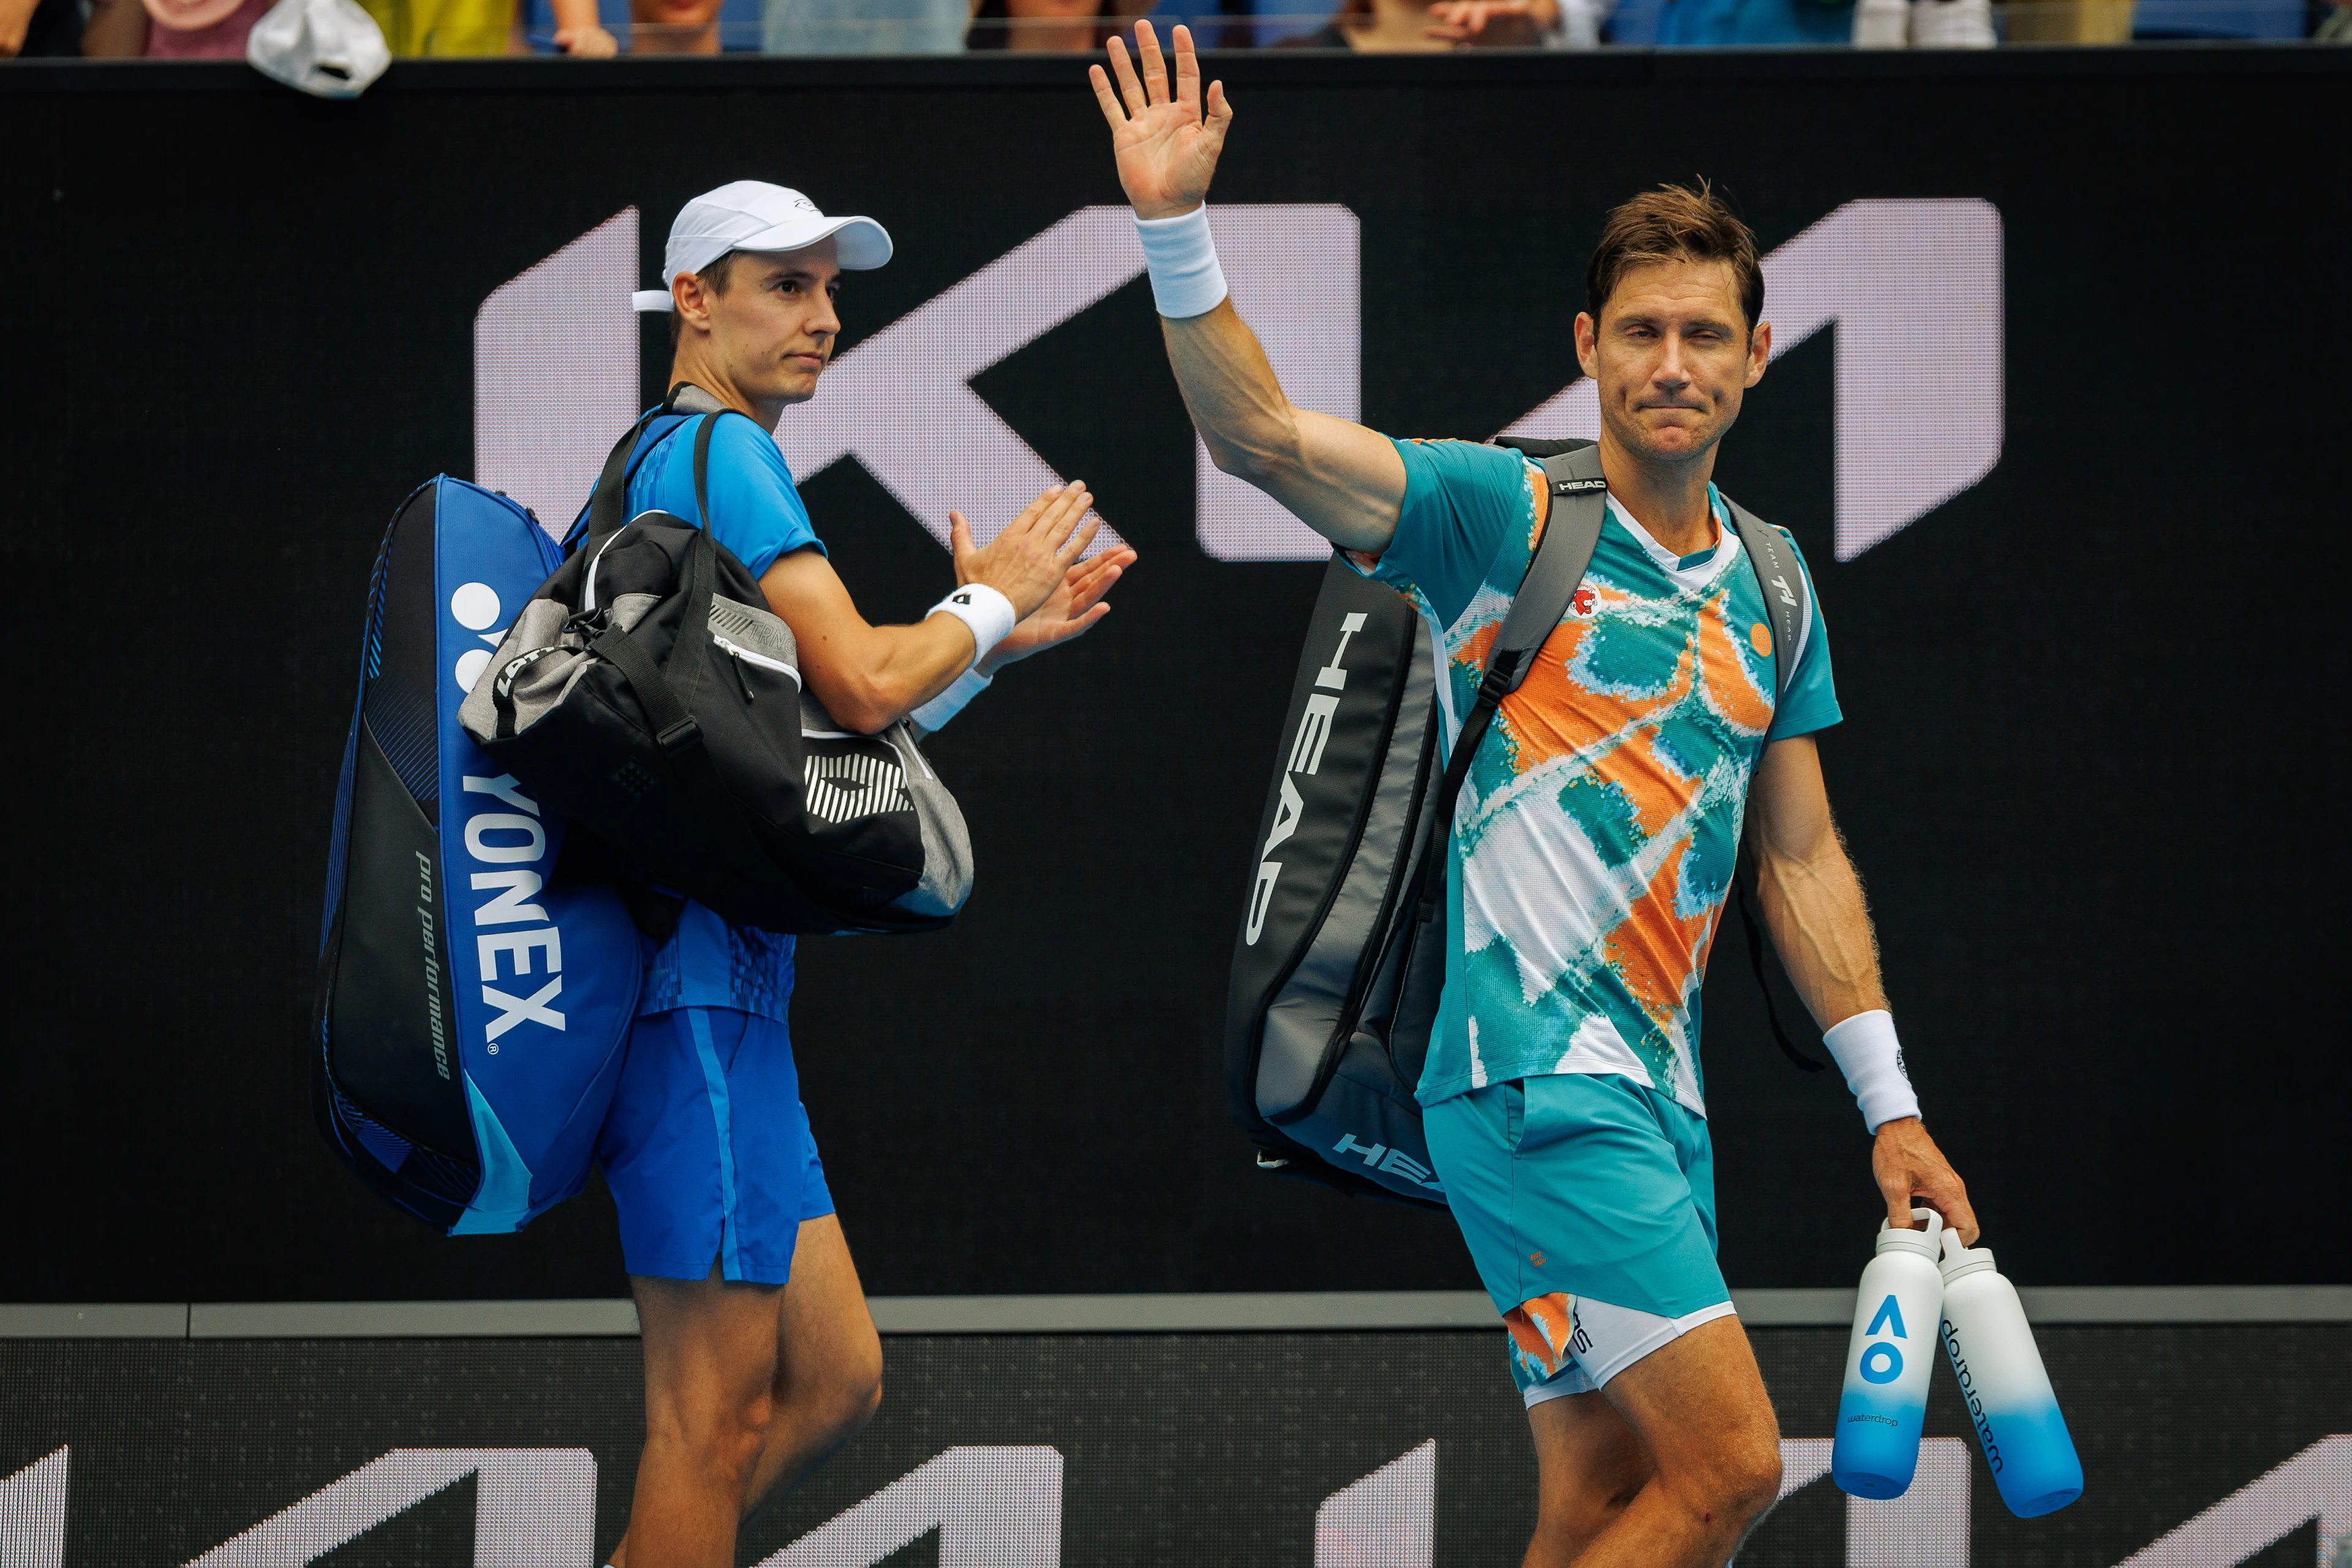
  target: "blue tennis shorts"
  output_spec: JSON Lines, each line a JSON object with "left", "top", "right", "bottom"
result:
{"left": 1425, "top": 1071, "right": 1735, "bottom": 1402}
{"left": 596, "top": 1006, "right": 833, "bottom": 1286}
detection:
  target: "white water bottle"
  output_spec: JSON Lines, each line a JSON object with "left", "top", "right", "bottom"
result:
{"left": 1938, "top": 1229, "right": 2085, "bottom": 1517}
{"left": 1832, "top": 1207, "right": 1946, "bottom": 1499}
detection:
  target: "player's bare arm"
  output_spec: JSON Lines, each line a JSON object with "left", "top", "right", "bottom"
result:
{"left": 758, "top": 480, "right": 1101, "bottom": 733}
{"left": 1744, "top": 734, "right": 1978, "bottom": 1243}
{"left": 1090, "top": 21, "right": 1406, "bottom": 554}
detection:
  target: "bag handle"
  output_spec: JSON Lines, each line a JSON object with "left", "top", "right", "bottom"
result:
{"left": 581, "top": 409, "right": 731, "bottom": 756}
{"left": 578, "top": 410, "right": 665, "bottom": 558}
{"left": 1403, "top": 445, "right": 1611, "bottom": 925}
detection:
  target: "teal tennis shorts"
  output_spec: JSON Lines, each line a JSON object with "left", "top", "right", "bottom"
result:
{"left": 1425, "top": 1071, "right": 1734, "bottom": 1400}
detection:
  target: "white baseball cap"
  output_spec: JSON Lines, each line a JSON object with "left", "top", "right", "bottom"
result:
{"left": 631, "top": 181, "right": 892, "bottom": 312}
{"left": 244, "top": 0, "right": 390, "bottom": 99}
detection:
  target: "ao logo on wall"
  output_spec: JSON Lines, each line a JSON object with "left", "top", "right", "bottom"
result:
{"left": 5, "top": 1435, "right": 2348, "bottom": 1565}
{"left": 473, "top": 200, "right": 2002, "bottom": 565}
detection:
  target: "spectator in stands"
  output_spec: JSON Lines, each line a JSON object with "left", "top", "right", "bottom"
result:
{"left": 632, "top": 0, "right": 722, "bottom": 48}
{"left": 1283, "top": 0, "right": 1568, "bottom": 46}
{"left": 80, "top": 0, "right": 270, "bottom": 58}
{"left": 354, "top": 0, "right": 616, "bottom": 53}
{"left": 764, "top": 0, "right": 965, "bottom": 50}
{"left": 1, "top": 0, "right": 81, "bottom": 55}
{"left": 1648, "top": 0, "right": 1853, "bottom": 42}
{"left": 967, "top": 0, "right": 1152, "bottom": 51}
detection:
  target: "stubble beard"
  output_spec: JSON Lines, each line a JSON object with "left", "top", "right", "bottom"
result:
{"left": 1606, "top": 398, "right": 1727, "bottom": 473}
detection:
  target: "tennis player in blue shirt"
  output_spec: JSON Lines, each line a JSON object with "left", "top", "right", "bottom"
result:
{"left": 597, "top": 181, "right": 1135, "bottom": 1568}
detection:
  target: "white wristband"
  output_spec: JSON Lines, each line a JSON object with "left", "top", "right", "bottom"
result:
{"left": 1135, "top": 206, "right": 1229, "bottom": 320}
{"left": 927, "top": 582, "right": 1016, "bottom": 666}
{"left": 910, "top": 665, "right": 992, "bottom": 733}
{"left": 1822, "top": 1009, "right": 1921, "bottom": 1134}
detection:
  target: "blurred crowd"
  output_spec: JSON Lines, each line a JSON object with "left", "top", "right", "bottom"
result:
{"left": 6, "top": 0, "right": 2345, "bottom": 66}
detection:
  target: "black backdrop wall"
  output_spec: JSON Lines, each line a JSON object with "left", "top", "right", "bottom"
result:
{"left": 0, "top": 47, "right": 2344, "bottom": 1304}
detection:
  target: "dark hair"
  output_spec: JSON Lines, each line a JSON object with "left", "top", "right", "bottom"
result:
{"left": 666, "top": 251, "right": 739, "bottom": 347}
{"left": 1585, "top": 181, "right": 1763, "bottom": 331}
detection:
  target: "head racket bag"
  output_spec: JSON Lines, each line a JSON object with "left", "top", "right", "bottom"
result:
{"left": 459, "top": 402, "right": 972, "bottom": 936}
{"left": 315, "top": 477, "right": 644, "bottom": 1234}
{"left": 1225, "top": 439, "right": 1811, "bottom": 1208}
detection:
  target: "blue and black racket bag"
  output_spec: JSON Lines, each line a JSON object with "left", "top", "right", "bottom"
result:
{"left": 315, "top": 477, "right": 643, "bottom": 1234}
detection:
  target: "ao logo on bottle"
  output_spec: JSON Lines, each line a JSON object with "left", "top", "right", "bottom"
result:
{"left": 1858, "top": 1292, "right": 1911, "bottom": 1384}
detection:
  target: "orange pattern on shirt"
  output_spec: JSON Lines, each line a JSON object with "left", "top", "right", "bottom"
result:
{"left": 1601, "top": 839, "right": 1720, "bottom": 1036}
{"left": 1697, "top": 592, "right": 1776, "bottom": 737}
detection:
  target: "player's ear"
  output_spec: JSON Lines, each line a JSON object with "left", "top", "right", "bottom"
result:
{"left": 1574, "top": 312, "right": 1600, "bottom": 380}
{"left": 673, "top": 273, "right": 711, "bottom": 333}
{"left": 1745, "top": 319, "right": 1771, "bottom": 388}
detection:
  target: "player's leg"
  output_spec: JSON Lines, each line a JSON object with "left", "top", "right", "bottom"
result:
{"left": 1538, "top": 1075, "right": 1779, "bottom": 1567}
{"left": 623, "top": 1266, "right": 785, "bottom": 1568}
{"left": 1565, "top": 1314, "right": 1782, "bottom": 1567}
{"left": 1426, "top": 1071, "right": 1774, "bottom": 1568}
{"left": 600, "top": 1006, "right": 844, "bottom": 1567}
{"left": 739, "top": 1215, "right": 884, "bottom": 1520}
{"left": 1525, "top": 1389, "right": 1653, "bottom": 1568}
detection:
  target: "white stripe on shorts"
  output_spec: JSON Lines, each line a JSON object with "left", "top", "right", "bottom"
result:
{"left": 1523, "top": 1298, "right": 1741, "bottom": 1407}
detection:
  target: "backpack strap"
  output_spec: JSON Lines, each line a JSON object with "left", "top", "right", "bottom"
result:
{"left": 1717, "top": 491, "right": 1830, "bottom": 1074}
{"left": 1721, "top": 494, "right": 1807, "bottom": 697}
{"left": 1406, "top": 445, "right": 1611, "bottom": 923}
{"left": 570, "top": 408, "right": 685, "bottom": 555}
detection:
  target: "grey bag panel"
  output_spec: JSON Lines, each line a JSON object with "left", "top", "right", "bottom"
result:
{"left": 881, "top": 722, "right": 975, "bottom": 919}
{"left": 459, "top": 597, "right": 572, "bottom": 742}
{"left": 790, "top": 686, "right": 973, "bottom": 921}
{"left": 1254, "top": 626, "right": 1436, "bottom": 1120}
{"left": 707, "top": 592, "right": 800, "bottom": 674}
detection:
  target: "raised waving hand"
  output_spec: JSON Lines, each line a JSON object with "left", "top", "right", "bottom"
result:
{"left": 1089, "top": 22, "right": 1234, "bottom": 221}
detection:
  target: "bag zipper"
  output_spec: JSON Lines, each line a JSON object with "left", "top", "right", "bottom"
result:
{"left": 711, "top": 633, "right": 802, "bottom": 701}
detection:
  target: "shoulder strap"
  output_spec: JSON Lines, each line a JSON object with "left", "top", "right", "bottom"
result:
{"left": 1717, "top": 492, "right": 1829, "bottom": 1073}
{"left": 662, "top": 411, "right": 726, "bottom": 722}
{"left": 1405, "top": 445, "right": 1610, "bottom": 922}
{"left": 572, "top": 408, "right": 684, "bottom": 556}
{"left": 1497, "top": 448, "right": 1610, "bottom": 691}
{"left": 1721, "top": 495, "right": 1806, "bottom": 696}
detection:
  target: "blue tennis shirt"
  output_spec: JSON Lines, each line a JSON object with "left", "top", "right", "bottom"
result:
{"left": 621, "top": 401, "right": 823, "bottom": 1021}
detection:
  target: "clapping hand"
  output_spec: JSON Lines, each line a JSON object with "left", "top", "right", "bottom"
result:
{"left": 1089, "top": 21, "right": 1235, "bottom": 221}
{"left": 978, "top": 540, "right": 1137, "bottom": 673}
{"left": 948, "top": 481, "right": 1102, "bottom": 628}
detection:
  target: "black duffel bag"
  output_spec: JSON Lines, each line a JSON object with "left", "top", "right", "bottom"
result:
{"left": 459, "top": 398, "right": 972, "bottom": 935}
